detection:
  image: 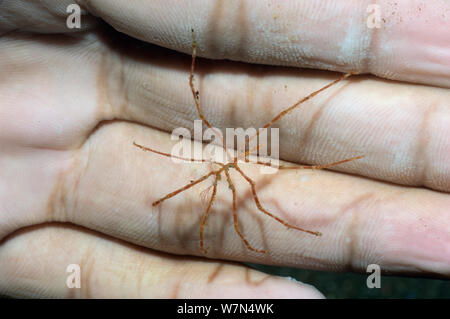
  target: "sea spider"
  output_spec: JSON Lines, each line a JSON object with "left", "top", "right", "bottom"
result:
{"left": 134, "top": 30, "right": 363, "bottom": 254}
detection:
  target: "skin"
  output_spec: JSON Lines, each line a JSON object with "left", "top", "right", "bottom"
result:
{"left": 0, "top": 0, "right": 449, "bottom": 298}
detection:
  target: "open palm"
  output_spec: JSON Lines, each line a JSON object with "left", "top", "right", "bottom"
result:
{"left": 0, "top": 0, "right": 449, "bottom": 298}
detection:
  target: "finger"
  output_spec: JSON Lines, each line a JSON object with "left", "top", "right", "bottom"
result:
{"left": 37, "top": 122, "right": 450, "bottom": 277}
{"left": 0, "top": 224, "right": 323, "bottom": 298}
{"left": 98, "top": 41, "right": 449, "bottom": 192}
{"left": 3, "top": 0, "right": 449, "bottom": 87}
{"left": 78, "top": 0, "right": 450, "bottom": 87}
{"left": 2, "top": 32, "right": 448, "bottom": 192}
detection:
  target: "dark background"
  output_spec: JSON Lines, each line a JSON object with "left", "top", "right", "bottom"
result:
{"left": 249, "top": 264, "right": 450, "bottom": 298}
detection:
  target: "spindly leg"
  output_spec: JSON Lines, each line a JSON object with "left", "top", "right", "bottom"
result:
{"left": 234, "top": 165, "right": 322, "bottom": 236}
{"left": 152, "top": 170, "right": 218, "bottom": 206}
{"left": 190, "top": 30, "right": 231, "bottom": 161}
{"left": 199, "top": 174, "right": 219, "bottom": 253}
{"left": 133, "top": 141, "right": 217, "bottom": 164}
{"left": 189, "top": 29, "right": 216, "bottom": 133}
{"left": 279, "top": 155, "right": 364, "bottom": 170}
{"left": 250, "top": 72, "right": 354, "bottom": 147}
{"left": 252, "top": 155, "right": 364, "bottom": 170}
{"left": 224, "top": 169, "right": 266, "bottom": 253}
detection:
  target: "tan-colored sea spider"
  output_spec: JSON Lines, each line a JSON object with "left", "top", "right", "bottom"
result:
{"left": 134, "top": 30, "right": 363, "bottom": 254}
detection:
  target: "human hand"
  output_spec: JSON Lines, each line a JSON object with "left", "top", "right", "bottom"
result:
{"left": 0, "top": 0, "right": 449, "bottom": 298}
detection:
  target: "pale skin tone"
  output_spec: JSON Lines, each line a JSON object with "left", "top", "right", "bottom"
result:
{"left": 0, "top": 0, "right": 449, "bottom": 298}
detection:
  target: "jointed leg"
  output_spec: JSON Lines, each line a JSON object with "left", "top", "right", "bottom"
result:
{"left": 190, "top": 30, "right": 231, "bottom": 160}
{"left": 234, "top": 165, "right": 322, "bottom": 236}
{"left": 250, "top": 72, "right": 353, "bottom": 147}
{"left": 224, "top": 169, "right": 266, "bottom": 253}
{"left": 134, "top": 141, "right": 217, "bottom": 164}
{"left": 152, "top": 170, "right": 217, "bottom": 206}
{"left": 189, "top": 30, "right": 216, "bottom": 132}
{"left": 199, "top": 174, "right": 219, "bottom": 253}
{"left": 278, "top": 155, "right": 364, "bottom": 170}
{"left": 251, "top": 155, "right": 364, "bottom": 170}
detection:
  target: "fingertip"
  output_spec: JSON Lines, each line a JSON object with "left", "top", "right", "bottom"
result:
{"left": 196, "top": 273, "right": 325, "bottom": 299}
{"left": 271, "top": 276, "right": 325, "bottom": 299}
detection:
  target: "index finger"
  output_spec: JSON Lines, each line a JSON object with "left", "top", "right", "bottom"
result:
{"left": 80, "top": 0, "right": 450, "bottom": 88}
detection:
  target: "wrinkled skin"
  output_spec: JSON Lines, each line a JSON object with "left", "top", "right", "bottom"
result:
{"left": 0, "top": 0, "right": 449, "bottom": 298}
